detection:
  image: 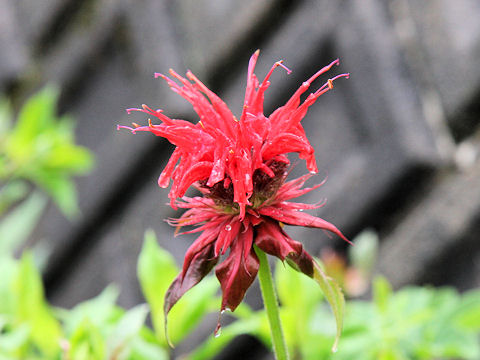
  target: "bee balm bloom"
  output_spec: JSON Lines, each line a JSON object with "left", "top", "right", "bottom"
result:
{"left": 119, "top": 50, "right": 349, "bottom": 333}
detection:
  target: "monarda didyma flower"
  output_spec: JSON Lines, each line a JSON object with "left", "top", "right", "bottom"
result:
{"left": 119, "top": 50, "right": 349, "bottom": 334}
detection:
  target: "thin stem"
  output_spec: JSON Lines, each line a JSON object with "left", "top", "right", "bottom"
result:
{"left": 254, "top": 246, "right": 290, "bottom": 360}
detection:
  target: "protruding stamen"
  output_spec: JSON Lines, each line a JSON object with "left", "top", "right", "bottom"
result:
{"left": 331, "top": 73, "right": 350, "bottom": 82}
{"left": 126, "top": 108, "right": 140, "bottom": 114}
{"left": 312, "top": 73, "right": 350, "bottom": 97}
{"left": 259, "top": 60, "right": 292, "bottom": 90}
{"left": 277, "top": 60, "right": 292, "bottom": 74}
{"left": 117, "top": 125, "right": 135, "bottom": 132}
{"left": 305, "top": 59, "right": 340, "bottom": 86}
{"left": 198, "top": 120, "right": 205, "bottom": 129}
{"left": 132, "top": 122, "right": 140, "bottom": 128}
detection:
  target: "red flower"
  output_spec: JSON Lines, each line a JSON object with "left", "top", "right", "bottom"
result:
{"left": 119, "top": 50, "right": 349, "bottom": 334}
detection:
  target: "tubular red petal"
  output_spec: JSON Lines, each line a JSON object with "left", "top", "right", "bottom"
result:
{"left": 158, "top": 148, "right": 181, "bottom": 188}
{"left": 259, "top": 207, "right": 351, "bottom": 244}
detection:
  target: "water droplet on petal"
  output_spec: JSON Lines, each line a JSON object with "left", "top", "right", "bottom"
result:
{"left": 225, "top": 225, "right": 232, "bottom": 231}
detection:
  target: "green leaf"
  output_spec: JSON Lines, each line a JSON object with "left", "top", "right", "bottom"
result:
{"left": 168, "top": 275, "right": 219, "bottom": 344}
{"left": 275, "top": 261, "right": 324, "bottom": 353}
{"left": 275, "top": 260, "right": 323, "bottom": 309}
{"left": 69, "top": 319, "right": 105, "bottom": 360}
{"left": 137, "top": 230, "right": 178, "bottom": 346}
{"left": 129, "top": 336, "right": 169, "bottom": 360}
{"left": 373, "top": 276, "right": 392, "bottom": 314}
{"left": 34, "top": 173, "right": 79, "bottom": 218}
{"left": 0, "top": 180, "right": 29, "bottom": 215}
{"left": 59, "top": 285, "right": 120, "bottom": 336}
{"left": 454, "top": 289, "right": 480, "bottom": 330}
{"left": 309, "top": 260, "right": 345, "bottom": 353}
{"left": 107, "top": 304, "right": 149, "bottom": 359}
{"left": 14, "top": 86, "right": 58, "bottom": 143}
{"left": 0, "top": 324, "right": 30, "bottom": 353}
{"left": 0, "top": 191, "right": 47, "bottom": 255}
{"left": 2, "top": 85, "right": 95, "bottom": 218}
{"left": 13, "top": 252, "right": 62, "bottom": 356}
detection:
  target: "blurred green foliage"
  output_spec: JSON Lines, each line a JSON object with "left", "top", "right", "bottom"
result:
{"left": 0, "top": 86, "right": 93, "bottom": 218}
{"left": 0, "top": 250, "right": 168, "bottom": 359}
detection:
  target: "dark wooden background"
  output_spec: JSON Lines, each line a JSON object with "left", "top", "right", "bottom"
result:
{"left": 2, "top": 0, "right": 480, "bottom": 358}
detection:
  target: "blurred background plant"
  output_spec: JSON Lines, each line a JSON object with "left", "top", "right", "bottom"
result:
{"left": 0, "top": 86, "right": 93, "bottom": 220}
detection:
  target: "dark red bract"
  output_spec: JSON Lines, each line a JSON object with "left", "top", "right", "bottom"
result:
{"left": 119, "top": 50, "right": 349, "bottom": 335}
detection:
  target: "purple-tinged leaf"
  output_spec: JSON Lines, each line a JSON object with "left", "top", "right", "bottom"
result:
{"left": 164, "top": 243, "right": 218, "bottom": 345}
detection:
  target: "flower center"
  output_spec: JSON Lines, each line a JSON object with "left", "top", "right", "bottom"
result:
{"left": 200, "top": 160, "right": 288, "bottom": 213}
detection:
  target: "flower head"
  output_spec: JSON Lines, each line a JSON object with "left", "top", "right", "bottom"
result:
{"left": 119, "top": 50, "right": 349, "bottom": 335}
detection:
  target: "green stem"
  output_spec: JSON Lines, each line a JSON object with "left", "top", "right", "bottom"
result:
{"left": 254, "top": 246, "right": 290, "bottom": 360}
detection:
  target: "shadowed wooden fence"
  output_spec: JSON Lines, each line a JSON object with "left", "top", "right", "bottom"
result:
{"left": 1, "top": 0, "right": 480, "bottom": 358}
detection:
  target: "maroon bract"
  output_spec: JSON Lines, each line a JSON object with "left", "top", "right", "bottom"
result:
{"left": 119, "top": 50, "right": 349, "bottom": 335}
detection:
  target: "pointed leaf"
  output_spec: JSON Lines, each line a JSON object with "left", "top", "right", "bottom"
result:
{"left": 286, "top": 250, "right": 345, "bottom": 353}
{"left": 0, "top": 324, "right": 29, "bottom": 353}
{"left": 0, "top": 181, "right": 29, "bottom": 216}
{"left": 275, "top": 259, "right": 323, "bottom": 311}
{"left": 167, "top": 275, "right": 219, "bottom": 344}
{"left": 60, "top": 285, "right": 119, "bottom": 335}
{"left": 107, "top": 304, "right": 149, "bottom": 359}
{"left": 14, "top": 86, "right": 58, "bottom": 142}
{"left": 69, "top": 319, "right": 105, "bottom": 360}
{"left": 373, "top": 276, "right": 392, "bottom": 314}
{"left": 137, "top": 230, "right": 178, "bottom": 346}
{"left": 0, "top": 191, "right": 47, "bottom": 255}
{"left": 13, "top": 252, "right": 62, "bottom": 355}
{"left": 129, "top": 336, "right": 169, "bottom": 360}
{"left": 34, "top": 173, "right": 79, "bottom": 219}
{"left": 453, "top": 289, "right": 480, "bottom": 331}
